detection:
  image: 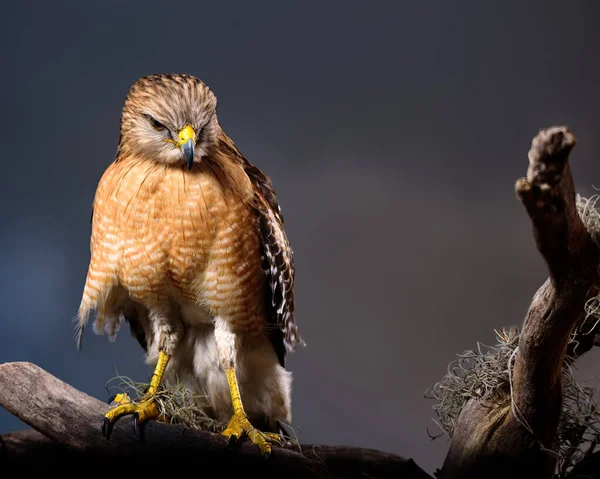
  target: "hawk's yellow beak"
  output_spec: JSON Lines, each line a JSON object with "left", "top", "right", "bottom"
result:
{"left": 178, "top": 125, "right": 196, "bottom": 170}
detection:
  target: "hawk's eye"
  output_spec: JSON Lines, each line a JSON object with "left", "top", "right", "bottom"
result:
{"left": 146, "top": 115, "right": 166, "bottom": 132}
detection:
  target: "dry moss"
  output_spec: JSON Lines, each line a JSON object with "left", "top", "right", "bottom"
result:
{"left": 426, "top": 195, "right": 600, "bottom": 476}
{"left": 573, "top": 194, "right": 600, "bottom": 346}
{"left": 105, "top": 374, "right": 223, "bottom": 432}
{"left": 104, "top": 373, "right": 302, "bottom": 446}
{"left": 577, "top": 194, "right": 600, "bottom": 247}
{"left": 426, "top": 328, "right": 600, "bottom": 476}
{"left": 425, "top": 327, "right": 517, "bottom": 440}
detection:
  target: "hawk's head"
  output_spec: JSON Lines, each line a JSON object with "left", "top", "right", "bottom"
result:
{"left": 118, "top": 73, "right": 220, "bottom": 169}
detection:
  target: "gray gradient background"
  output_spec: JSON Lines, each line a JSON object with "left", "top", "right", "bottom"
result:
{"left": 1, "top": 1, "right": 600, "bottom": 474}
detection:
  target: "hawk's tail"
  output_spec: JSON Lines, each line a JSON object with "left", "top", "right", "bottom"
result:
{"left": 75, "top": 292, "right": 95, "bottom": 350}
{"left": 74, "top": 271, "right": 105, "bottom": 350}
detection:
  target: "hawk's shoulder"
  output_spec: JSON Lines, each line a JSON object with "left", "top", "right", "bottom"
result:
{"left": 218, "top": 135, "right": 303, "bottom": 366}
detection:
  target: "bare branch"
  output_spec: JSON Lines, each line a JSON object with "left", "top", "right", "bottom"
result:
{"left": 0, "top": 429, "right": 56, "bottom": 456}
{"left": 439, "top": 127, "right": 600, "bottom": 479}
{"left": 0, "top": 361, "right": 433, "bottom": 478}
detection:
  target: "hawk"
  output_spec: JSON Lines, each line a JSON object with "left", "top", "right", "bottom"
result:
{"left": 76, "top": 73, "right": 302, "bottom": 456}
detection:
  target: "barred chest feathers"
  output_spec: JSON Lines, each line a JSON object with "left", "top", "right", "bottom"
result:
{"left": 83, "top": 155, "right": 267, "bottom": 336}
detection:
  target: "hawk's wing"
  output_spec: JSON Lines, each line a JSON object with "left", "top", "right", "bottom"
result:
{"left": 219, "top": 137, "right": 302, "bottom": 367}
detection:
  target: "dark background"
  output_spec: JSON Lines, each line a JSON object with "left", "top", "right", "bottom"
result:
{"left": 1, "top": 1, "right": 600, "bottom": 474}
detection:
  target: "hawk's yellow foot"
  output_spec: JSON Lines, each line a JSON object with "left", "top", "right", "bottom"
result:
{"left": 221, "top": 366, "right": 283, "bottom": 458}
{"left": 102, "top": 396, "right": 160, "bottom": 438}
{"left": 221, "top": 411, "right": 283, "bottom": 458}
{"left": 101, "top": 350, "right": 170, "bottom": 439}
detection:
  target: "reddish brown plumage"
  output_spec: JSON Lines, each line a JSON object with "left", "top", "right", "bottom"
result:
{"left": 80, "top": 142, "right": 269, "bottom": 337}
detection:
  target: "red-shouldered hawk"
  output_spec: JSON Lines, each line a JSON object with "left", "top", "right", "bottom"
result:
{"left": 76, "top": 73, "right": 303, "bottom": 457}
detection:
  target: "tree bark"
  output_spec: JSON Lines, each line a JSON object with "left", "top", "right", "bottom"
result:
{"left": 439, "top": 127, "right": 600, "bottom": 479}
{"left": 0, "top": 361, "right": 433, "bottom": 479}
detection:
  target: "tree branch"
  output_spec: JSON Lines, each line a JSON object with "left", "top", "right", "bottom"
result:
{"left": 0, "top": 428, "right": 57, "bottom": 455}
{"left": 439, "top": 127, "right": 600, "bottom": 479}
{"left": 0, "top": 361, "right": 433, "bottom": 478}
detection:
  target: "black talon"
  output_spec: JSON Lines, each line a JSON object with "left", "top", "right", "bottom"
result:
{"left": 107, "top": 394, "right": 117, "bottom": 405}
{"left": 263, "top": 451, "right": 271, "bottom": 460}
{"left": 102, "top": 417, "right": 113, "bottom": 440}
{"left": 132, "top": 413, "right": 139, "bottom": 435}
{"left": 225, "top": 434, "right": 238, "bottom": 449}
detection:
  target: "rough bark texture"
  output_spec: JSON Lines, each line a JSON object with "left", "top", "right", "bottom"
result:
{"left": 0, "top": 361, "right": 434, "bottom": 478}
{"left": 439, "top": 127, "right": 600, "bottom": 479}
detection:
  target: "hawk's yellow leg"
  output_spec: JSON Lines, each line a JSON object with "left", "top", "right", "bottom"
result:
{"left": 102, "top": 350, "right": 170, "bottom": 439}
{"left": 221, "top": 367, "right": 283, "bottom": 458}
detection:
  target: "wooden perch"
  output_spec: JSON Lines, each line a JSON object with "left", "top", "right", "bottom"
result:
{"left": 0, "top": 361, "right": 433, "bottom": 479}
{"left": 439, "top": 127, "right": 600, "bottom": 479}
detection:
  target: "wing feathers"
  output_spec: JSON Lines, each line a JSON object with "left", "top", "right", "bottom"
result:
{"left": 218, "top": 136, "right": 303, "bottom": 363}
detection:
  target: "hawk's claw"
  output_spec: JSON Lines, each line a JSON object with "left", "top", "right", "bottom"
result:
{"left": 102, "top": 416, "right": 113, "bottom": 440}
{"left": 264, "top": 451, "right": 271, "bottom": 460}
{"left": 101, "top": 395, "right": 159, "bottom": 440}
{"left": 225, "top": 434, "right": 238, "bottom": 449}
{"left": 107, "top": 394, "right": 117, "bottom": 405}
{"left": 132, "top": 413, "right": 138, "bottom": 435}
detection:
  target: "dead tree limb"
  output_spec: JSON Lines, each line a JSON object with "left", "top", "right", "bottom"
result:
{"left": 439, "top": 127, "right": 600, "bottom": 479}
{"left": 0, "top": 429, "right": 58, "bottom": 455}
{"left": 0, "top": 361, "right": 433, "bottom": 478}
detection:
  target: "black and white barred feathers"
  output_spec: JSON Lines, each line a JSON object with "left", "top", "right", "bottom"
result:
{"left": 219, "top": 137, "right": 303, "bottom": 366}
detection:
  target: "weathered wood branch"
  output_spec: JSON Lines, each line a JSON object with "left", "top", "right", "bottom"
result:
{"left": 439, "top": 127, "right": 600, "bottom": 479}
{"left": 0, "top": 361, "right": 433, "bottom": 478}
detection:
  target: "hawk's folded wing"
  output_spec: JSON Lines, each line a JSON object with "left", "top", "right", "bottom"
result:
{"left": 219, "top": 137, "right": 303, "bottom": 367}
